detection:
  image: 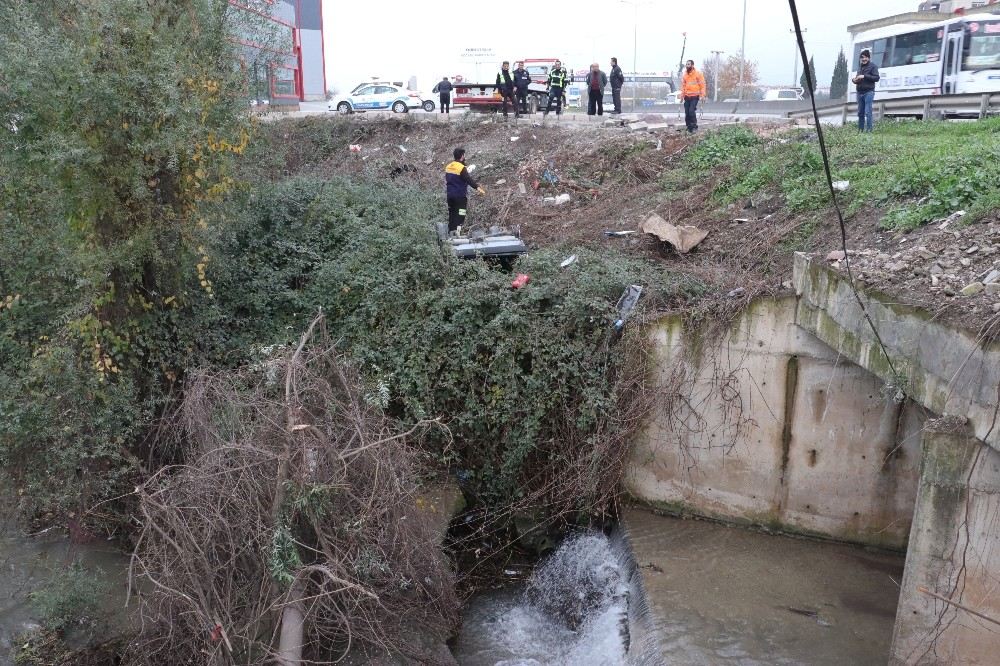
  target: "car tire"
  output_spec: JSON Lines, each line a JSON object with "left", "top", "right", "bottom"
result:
{"left": 422, "top": 100, "right": 435, "bottom": 113}
{"left": 392, "top": 101, "right": 408, "bottom": 114}
{"left": 337, "top": 102, "right": 352, "bottom": 114}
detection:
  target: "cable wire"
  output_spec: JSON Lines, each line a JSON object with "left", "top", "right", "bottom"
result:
{"left": 786, "top": 0, "right": 905, "bottom": 397}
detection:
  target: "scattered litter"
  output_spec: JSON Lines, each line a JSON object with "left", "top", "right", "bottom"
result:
{"left": 614, "top": 285, "right": 643, "bottom": 331}
{"left": 467, "top": 164, "right": 477, "bottom": 172}
{"left": 966, "top": 245, "right": 980, "bottom": 255}
{"left": 511, "top": 273, "right": 530, "bottom": 290}
{"left": 832, "top": 180, "right": 850, "bottom": 192}
{"left": 349, "top": 144, "right": 362, "bottom": 152}
{"left": 504, "top": 569, "right": 520, "bottom": 576}
{"left": 640, "top": 213, "right": 708, "bottom": 253}
{"left": 482, "top": 163, "right": 494, "bottom": 170}
{"left": 424, "top": 157, "right": 433, "bottom": 165}
{"left": 518, "top": 183, "right": 527, "bottom": 195}
{"left": 604, "top": 230, "right": 637, "bottom": 237}
{"left": 940, "top": 210, "right": 966, "bottom": 229}
{"left": 983, "top": 269, "right": 1000, "bottom": 284}
{"left": 496, "top": 179, "right": 507, "bottom": 186}
{"left": 727, "top": 287, "right": 747, "bottom": 298}
{"left": 398, "top": 145, "right": 407, "bottom": 153}
{"left": 555, "top": 193, "right": 571, "bottom": 205}
{"left": 532, "top": 134, "right": 538, "bottom": 140}
{"left": 481, "top": 120, "right": 492, "bottom": 125}
{"left": 733, "top": 218, "right": 750, "bottom": 224}
{"left": 656, "top": 139, "right": 663, "bottom": 151}
{"left": 542, "top": 168, "right": 559, "bottom": 185}
{"left": 510, "top": 136, "right": 520, "bottom": 142}
{"left": 560, "top": 255, "right": 578, "bottom": 268}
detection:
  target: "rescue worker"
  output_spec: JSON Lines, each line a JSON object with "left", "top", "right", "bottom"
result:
{"left": 513, "top": 61, "right": 531, "bottom": 115}
{"left": 444, "top": 147, "right": 485, "bottom": 235}
{"left": 496, "top": 61, "right": 518, "bottom": 118}
{"left": 609, "top": 57, "right": 624, "bottom": 114}
{"left": 543, "top": 60, "right": 569, "bottom": 119}
{"left": 681, "top": 59, "right": 707, "bottom": 133}
{"left": 585, "top": 62, "right": 608, "bottom": 117}
{"left": 433, "top": 76, "right": 453, "bottom": 114}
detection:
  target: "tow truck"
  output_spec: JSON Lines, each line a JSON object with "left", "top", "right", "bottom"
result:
{"left": 451, "top": 58, "right": 571, "bottom": 114}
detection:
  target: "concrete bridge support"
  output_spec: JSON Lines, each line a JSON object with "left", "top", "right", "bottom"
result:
{"left": 890, "top": 422, "right": 1000, "bottom": 665}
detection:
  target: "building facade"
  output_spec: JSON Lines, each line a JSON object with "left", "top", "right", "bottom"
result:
{"left": 918, "top": 0, "right": 1000, "bottom": 12}
{"left": 230, "top": 0, "right": 327, "bottom": 105}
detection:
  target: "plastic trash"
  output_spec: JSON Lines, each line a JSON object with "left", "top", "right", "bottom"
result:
{"left": 518, "top": 183, "right": 527, "bottom": 195}
{"left": 613, "top": 285, "right": 643, "bottom": 331}
{"left": 510, "top": 136, "right": 520, "bottom": 142}
{"left": 398, "top": 145, "right": 408, "bottom": 153}
{"left": 560, "top": 255, "right": 578, "bottom": 268}
{"left": 511, "top": 273, "right": 530, "bottom": 290}
{"left": 604, "top": 230, "right": 637, "bottom": 237}
{"left": 349, "top": 144, "right": 362, "bottom": 152}
{"left": 554, "top": 193, "right": 571, "bottom": 205}
{"left": 467, "top": 164, "right": 477, "bottom": 172}
{"left": 832, "top": 180, "right": 849, "bottom": 192}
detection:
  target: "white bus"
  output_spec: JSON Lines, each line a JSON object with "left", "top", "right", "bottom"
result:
{"left": 850, "top": 12, "right": 1000, "bottom": 101}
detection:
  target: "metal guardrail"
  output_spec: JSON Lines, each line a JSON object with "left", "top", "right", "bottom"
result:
{"left": 787, "top": 92, "right": 1000, "bottom": 123}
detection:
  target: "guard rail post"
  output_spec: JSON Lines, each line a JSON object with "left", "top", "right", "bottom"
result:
{"left": 922, "top": 98, "right": 931, "bottom": 121}
{"left": 981, "top": 94, "right": 990, "bottom": 119}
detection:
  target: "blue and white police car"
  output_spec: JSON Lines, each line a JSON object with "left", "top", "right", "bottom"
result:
{"left": 329, "top": 83, "right": 432, "bottom": 114}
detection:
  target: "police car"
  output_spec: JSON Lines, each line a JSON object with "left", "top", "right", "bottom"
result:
{"left": 329, "top": 83, "right": 431, "bottom": 114}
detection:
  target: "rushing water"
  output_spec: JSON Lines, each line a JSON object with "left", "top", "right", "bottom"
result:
{"left": 451, "top": 532, "right": 634, "bottom": 666}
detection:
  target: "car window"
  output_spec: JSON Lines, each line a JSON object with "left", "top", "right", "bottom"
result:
{"left": 377, "top": 86, "right": 399, "bottom": 95}
{"left": 355, "top": 86, "right": 376, "bottom": 96}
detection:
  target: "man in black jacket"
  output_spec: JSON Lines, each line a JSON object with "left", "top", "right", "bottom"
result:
{"left": 852, "top": 49, "right": 880, "bottom": 132}
{"left": 610, "top": 57, "right": 624, "bottom": 114}
{"left": 496, "top": 61, "right": 518, "bottom": 118}
{"left": 433, "top": 77, "right": 453, "bottom": 114}
{"left": 513, "top": 61, "right": 531, "bottom": 115}
{"left": 445, "top": 147, "right": 485, "bottom": 234}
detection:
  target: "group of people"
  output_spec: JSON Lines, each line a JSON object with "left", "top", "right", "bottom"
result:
{"left": 432, "top": 57, "right": 711, "bottom": 132}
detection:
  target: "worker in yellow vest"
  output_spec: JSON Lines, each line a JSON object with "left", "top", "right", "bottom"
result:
{"left": 543, "top": 60, "right": 570, "bottom": 119}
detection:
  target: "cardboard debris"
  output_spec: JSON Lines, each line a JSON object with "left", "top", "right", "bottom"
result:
{"left": 640, "top": 214, "right": 708, "bottom": 253}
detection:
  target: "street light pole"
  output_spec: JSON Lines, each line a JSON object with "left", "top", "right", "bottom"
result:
{"left": 710, "top": 50, "right": 724, "bottom": 102}
{"left": 620, "top": 0, "right": 642, "bottom": 112}
{"left": 738, "top": 0, "right": 747, "bottom": 99}
{"left": 790, "top": 28, "right": 807, "bottom": 87}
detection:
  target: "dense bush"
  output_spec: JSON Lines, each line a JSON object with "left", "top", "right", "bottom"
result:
{"left": 207, "top": 175, "right": 702, "bottom": 510}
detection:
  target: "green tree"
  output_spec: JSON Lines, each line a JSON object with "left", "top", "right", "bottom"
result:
{"left": 831, "top": 48, "right": 850, "bottom": 99}
{"left": 0, "top": 0, "right": 281, "bottom": 524}
{"left": 800, "top": 55, "right": 818, "bottom": 96}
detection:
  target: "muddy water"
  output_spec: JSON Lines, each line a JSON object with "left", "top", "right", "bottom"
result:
{"left": 454, "top": 512, "right": 905, "bottom": 665}
{"left": 0, "top": 521, "right": 130, "bottom": 664}
{"left": 625, "top": 508, "right": 905, "bottom": 666}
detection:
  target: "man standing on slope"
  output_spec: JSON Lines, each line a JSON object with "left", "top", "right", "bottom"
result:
{"left": 681, "top": 59, "right": 706, "bottom": 133}
{"left": 609, "top": 57, "right": 624, "bottom": 114}
{"left": 444, "top": 147, "right": 485, "bottom": 235}
{"left": 513, "top": 61, "right": 532, "bottom": 115}
{"left": 585, "top": 62, "right": 608, "bottom": 117}
{"left": 496, "top": 61, "right": 518, "bottom": 119}
{"left": 542, "top": 60, "right": 569, "bottom": 120}
{"left": 433, "top": 76, "right": 453, "bottom": 114}
{"left": 853, "top": 49, "right": 880, "bottom": 133}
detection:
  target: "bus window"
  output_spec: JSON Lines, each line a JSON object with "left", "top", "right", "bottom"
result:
{"left": 963, "top": 21, "right": 1000, "bottom": 70}
{"left": 890, "top": 28, "right": 942, "bottom": 66}
{"left": 854, "top": 38, "right": 892, "bottom": 67}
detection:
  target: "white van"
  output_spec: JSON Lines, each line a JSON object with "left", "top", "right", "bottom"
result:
{"left": 763, "top": 88, "right": 804, "bottom": 101}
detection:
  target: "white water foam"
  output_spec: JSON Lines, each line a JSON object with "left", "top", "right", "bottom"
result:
{"left": 453, "top": 532, "right": 632, "bottom": 666}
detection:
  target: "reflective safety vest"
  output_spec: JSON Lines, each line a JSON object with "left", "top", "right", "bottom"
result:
{"left": 549, "top": 68, "right": 567, "bottom": 89}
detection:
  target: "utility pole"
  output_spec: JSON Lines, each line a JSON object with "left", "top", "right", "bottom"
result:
{"left": 738, "top": 0, "right": 747, "bottom": 99}
{"left": 710, "top": 50, "right": 724, "bottom": 101}
{"left": 620, "top": 0, "right": 645, "bottom": 112}
{"left": 790, "top": 28, "right": 807, "bottom": 87}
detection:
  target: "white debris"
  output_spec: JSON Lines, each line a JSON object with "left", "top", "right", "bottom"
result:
{"left": 832, "top": 180, "right": 850, "bottom": 192}
{"left": 560, "top": 255, "right": 578, "bottom": 268}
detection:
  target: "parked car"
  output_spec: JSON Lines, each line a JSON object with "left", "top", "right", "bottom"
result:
{"left": 329, "top": 84, "right": 425, "bottom": 114}
{"left": 763, "top": 88, "right": 804, "bottom": 101}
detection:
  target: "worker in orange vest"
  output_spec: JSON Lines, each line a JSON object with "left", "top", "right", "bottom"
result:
{"left": 681, "top": 59, "right": 707, "bottom": 133}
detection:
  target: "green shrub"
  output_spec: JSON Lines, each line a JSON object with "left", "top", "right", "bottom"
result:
{"left": 29, "top": 560, "right": 105, "bottom": 634}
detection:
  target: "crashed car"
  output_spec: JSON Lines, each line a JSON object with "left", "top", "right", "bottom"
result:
{"left": 436, "top": 223, "right": 527, "bottom": 260}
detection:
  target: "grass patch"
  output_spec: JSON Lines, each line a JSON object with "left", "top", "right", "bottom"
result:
{"left": 684, "top": 118, "right": 1000, "bottom": 230}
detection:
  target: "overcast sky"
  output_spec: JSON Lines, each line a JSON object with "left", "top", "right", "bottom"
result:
{"left": 321, "top": 0, "right": 918, "bottom": 93}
